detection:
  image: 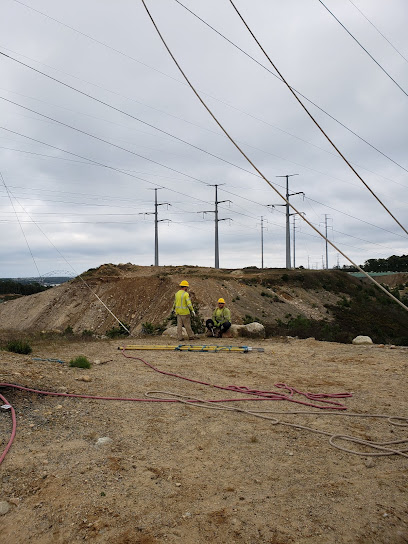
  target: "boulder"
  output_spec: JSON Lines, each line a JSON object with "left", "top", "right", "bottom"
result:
{"left": 229, "top": 323, "right": 265, "bottom": 338}
{"left": 352, "top": 335, "right": 373, "bottom": 345}
{"left": 244, "top": 322, "right": 266, "bottom": 338}
{"left": 162, "top": 326, "right": 188, "bottom": 339}
{"left": 229, "top": 324, "right": 246, "bottom": 338}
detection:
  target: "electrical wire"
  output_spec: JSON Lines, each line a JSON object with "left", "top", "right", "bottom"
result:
{"left": 0, "top": 172, "right": 43, "bottom": 280}
{"left": 7, "top": 0, "right": 408, "bottom": 177}
{"left": 140, "top": 0, "right": 408, "bottom": 312}
{"left": 318, "top": 0, "right": 408, "bottom": 97}
{"left": 227, "top": 0, "right": 407, "bottom": 236}
{"left": 0, "top": 51, "right": 270, "bottom": 181}
{"left": 172, "top": 0, "right": 408, "bottom": 176}
{"left": 347, "top": 0, "right": 408, "bottom": 65}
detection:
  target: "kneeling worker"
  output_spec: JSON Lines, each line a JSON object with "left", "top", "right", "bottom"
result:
{"left": 206, "top": 298, "right": 231, "bottom": 338}
{"left": 172, "top": 280, "right": 197, "bottom": 342}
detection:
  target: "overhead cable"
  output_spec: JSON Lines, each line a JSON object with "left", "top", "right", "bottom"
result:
{"left": 172, "top": 0, "right": 408, "bottom": 176}
{"left": 3, "top": 187, "right": 132, "bottom": 334}
{"left": 227, "top": 0, "right": 407, "bottom": 236}
{"left": 140, "top": 0, "right": 408, "bottom": 312}
{"left": 0, "top": 51, "right": 262, "bottom": 180}
{"left": 0, "top": 172, "right": 43, "bottom": 281}
{"left": 318, "top": 0, "right": 408, "bottom": 98}
{"left": 347, "top": 0, "right": 408, "bottom": 65}
{"left": 9, "top": 0, "right": 408, "bottom": 176}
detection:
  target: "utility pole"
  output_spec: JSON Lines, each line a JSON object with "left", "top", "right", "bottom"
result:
{"left": 321, "top": 214, "right": 332, "bottom": 269}
{"left": 259, "top": 216, "right": 267, "bottom": 268}
{"left": 272, "top": 174, "right": 303, "bottom": 269}
{"left": 199, "top": 184, "right": 231, "bottom": 269}
{"left": 140, "top": 188, "right": 170, "bottom": 266}
{"left": 292, "top": 212, "right": 305, "bottom": 269}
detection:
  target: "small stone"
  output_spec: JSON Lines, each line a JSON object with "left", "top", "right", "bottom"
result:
{"left": 175, "top": 482, "right": 181, "bottom": 487}
{"left": 76, "top": 375, "right": 92, "bottom": 382}
{"left": 56, "top": 405, "right": 63, "bottom": 410}
{"left": 0, "top": 501, "right": 10, "bottom": 515}
{"left": 95, "top": 437, "right": 112, "bottom": 447}
{"left": 364, "top": 458, "right": 375, "bottom": 468}
{"left": 8, "top": 498, "right": 20, "bottom": 506}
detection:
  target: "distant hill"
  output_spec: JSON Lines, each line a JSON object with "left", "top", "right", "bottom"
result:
{"left": 3, "top": 276, "right": 73, "bottom": 286}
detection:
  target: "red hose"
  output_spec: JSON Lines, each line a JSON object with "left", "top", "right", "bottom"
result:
{"left": 0, "top": 392, "right": 17, "bottom": 465}
{"left": 121, "top": 350, "right": 352, "bottom": 410}
{"left": 0, "top": 352, "right": 352, "bottom": 465}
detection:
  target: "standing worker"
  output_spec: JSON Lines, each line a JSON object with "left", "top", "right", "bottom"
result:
{"left": 172, "top": 280, "right": 197, "bottom": 342}
{"left": 206, "top": 298, "right": 231, "bottom": 338}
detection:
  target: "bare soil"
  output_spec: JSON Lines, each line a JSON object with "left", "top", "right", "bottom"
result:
{"left": 1, "top": 335, "right": 407, "bottom": 543}
{"left": 0, "top": 265, "right": 345, "bottom": 334}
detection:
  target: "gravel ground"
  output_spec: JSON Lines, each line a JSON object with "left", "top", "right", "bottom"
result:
{"left": 0, "top": 335, "right": 407, "bottom": 543}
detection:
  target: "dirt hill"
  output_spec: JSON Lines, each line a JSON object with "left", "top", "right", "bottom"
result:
{"left": 0, "top": 265, "right": 346, "bottom": 333}
{"left": 0, "top": 264, "right": 406, "bottom": 344}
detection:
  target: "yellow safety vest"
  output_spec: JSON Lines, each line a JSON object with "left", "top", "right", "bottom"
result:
{"left": 174, "top": 289, "right": 193, "bottom": 315}
{"left": 212, "top": 307, "right": 231, "bottom": 326}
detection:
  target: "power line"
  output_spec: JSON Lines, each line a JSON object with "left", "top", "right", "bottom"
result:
{"left": 7, "top": 0, "right": 408, "bottom": 176}
{"left": 318, "top": 0, "right": 408, "bottom": 98}
{"left": 140, "top": 0, "right": 408, "bottom": 312}
{"left": 227, "top": 0, "right": 407, "bottom": 236}
{"left": 347, "top": 0, "right": 408, "bottom": 65}
{"left": 172, "top": 0, "right": 408, "bottom": 176}
{"left": 0, "top": 171, "right": 43, "bottom": 279}
{"left": 0, "top": 51, "right": 265, "bottom": 181}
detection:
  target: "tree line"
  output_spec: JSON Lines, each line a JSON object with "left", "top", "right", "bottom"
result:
{"left": 0, "top": 280, "right": 50, "bottom": 295}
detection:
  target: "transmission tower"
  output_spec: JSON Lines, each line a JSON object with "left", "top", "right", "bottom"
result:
{"left": 140, "top": 188, "right": 170, "bottom": 266}
{"left": 199, "top": 184, "right": 231, "bottom": 269}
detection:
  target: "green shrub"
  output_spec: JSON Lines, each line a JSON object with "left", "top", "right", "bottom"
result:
{"left": 6, "top": 340, "right": 32, "bottom": 354}
{"left": 141, "top": 322, "right": 155, "bottom": 335}
{"left": 81, "top": 329, "right": 94, "bottom": 337}
{"left": 106, "top": 322, "right": 130, "bottom": 338}
{"left": 69, "top": 356, "right": 91, "bottom": 369}
{"left": 64, "top": 325, "right": 74, "bottom": 335}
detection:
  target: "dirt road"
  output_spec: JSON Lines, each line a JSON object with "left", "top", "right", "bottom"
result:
{"left": 1, "top": 336, "right": 407, "bottom": 543}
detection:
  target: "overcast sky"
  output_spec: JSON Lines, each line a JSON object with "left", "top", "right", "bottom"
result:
{"left": 1, "top": 0, "right": 407, "bottom": 278}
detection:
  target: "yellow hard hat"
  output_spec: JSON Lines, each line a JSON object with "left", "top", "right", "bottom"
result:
{"left": 218, "top": 298, "right": 225, "bottom": 304}
{"left": 179, "top": 280, "right": 189, "bottom": 287}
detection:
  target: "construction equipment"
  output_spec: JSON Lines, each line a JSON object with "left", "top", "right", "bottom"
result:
{"left": 118, "top": 344, "right": 264, "bottom": 353}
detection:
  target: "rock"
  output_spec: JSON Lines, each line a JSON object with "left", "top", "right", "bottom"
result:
{"left": 352, "top": 336, "right": 373, "bottom": 345}
{"left": 162, "top": 326, "right": 188, "bottom": 339}
{"left": 76, "top": 375, "right": 92, "bottom": 382}
{"left": 0, "top": 501, "right": 10, "bottom": 515}
{"left": 229, "top": 324, "right": 246, "bottom": 338}
{"left": 243, "top": 322, "right": 265, "bottom": 338}
{"left": 95, "top": 437, "right": 113, "bottom": 447}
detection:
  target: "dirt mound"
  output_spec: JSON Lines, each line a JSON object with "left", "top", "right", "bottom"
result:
{"left": 0, "top": 265, "right": 344, "bottom": 335}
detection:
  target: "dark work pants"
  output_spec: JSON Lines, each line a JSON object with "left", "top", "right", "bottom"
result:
{"left": 206, "top": 319, "right": 231, "bottom": 335}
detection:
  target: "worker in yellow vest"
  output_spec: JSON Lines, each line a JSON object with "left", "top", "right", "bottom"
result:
{"left": 206, "top": 298, "right": 231, "bottom": 338}
{"left": 172, "top": 280, "right": 197, "bottom": 341}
